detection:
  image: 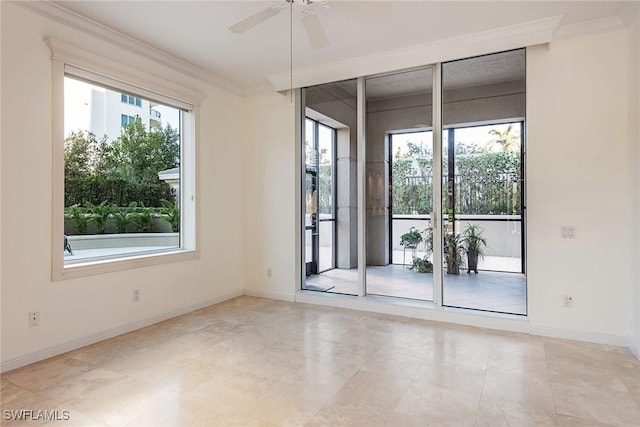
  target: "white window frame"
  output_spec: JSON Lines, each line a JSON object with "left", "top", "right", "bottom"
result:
{"left": 48, "top": 37, "right": 201, "bottom": 281}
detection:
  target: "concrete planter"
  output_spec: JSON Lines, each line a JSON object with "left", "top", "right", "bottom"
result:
{"left": 66, "top": 233, "right": 179, "bottom": 250}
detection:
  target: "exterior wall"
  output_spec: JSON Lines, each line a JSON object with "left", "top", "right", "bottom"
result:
{"left": 0, "top": 2, "right": 245, "bottom": 368}
{"left": 65, "top": 80, "right": 155, "bottom": 143}
{"left": 104, "top": 90, "right": 150, "bottom": 142}
{"left": 391, "top": 216, "right": 521, "bottom": 258}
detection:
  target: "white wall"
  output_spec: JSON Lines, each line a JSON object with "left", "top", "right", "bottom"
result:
{"left": 242, "top": 92, "right": 296, "bottom": 301}
{"left": 243, "top": 27, "right": 636, "bottom": 346}
{"left": 0, "top": 3, "right": 245, "bottom": 369}
{"left": 527, "top": 29, "right": 631, "bottom": 340}
{"left": 629, "top": 10, "right": 640, "bottom": 358}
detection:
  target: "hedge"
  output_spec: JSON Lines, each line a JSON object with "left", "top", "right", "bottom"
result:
{"left": 65, "top": 176, "right": 175, "bottom": 208}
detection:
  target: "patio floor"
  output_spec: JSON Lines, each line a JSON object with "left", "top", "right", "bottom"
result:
{"left": 305, "top": 263, "right": 526, "bottom": 315}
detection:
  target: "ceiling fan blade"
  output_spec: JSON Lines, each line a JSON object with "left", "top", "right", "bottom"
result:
{"left": 228, "top": 6, "right": 283, "bottom": 33}
{"left": 326, "top": 1, "right": 391, "bottom": 20}
{"left": 302, "top": 12, "right": 329, "bottom": 49}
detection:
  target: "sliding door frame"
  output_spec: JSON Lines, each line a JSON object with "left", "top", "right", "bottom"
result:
{"left": 298, "top": 57, "right": 525, "bottom": 314}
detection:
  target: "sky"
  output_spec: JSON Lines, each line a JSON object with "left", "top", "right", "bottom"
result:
{"left": 392, "top": 122, "right": 520, "bottom": 157}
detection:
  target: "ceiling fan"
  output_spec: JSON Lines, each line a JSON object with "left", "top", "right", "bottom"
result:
{"left": 229, "top": 0, "right": 329, "bottom": 49}
{"left": 228, "top": 0, "right": 391, "bottom": 49}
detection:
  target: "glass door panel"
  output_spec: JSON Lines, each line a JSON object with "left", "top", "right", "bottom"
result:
{"left": 441, "top": 50, "right": 527, "bottom": 315}
{"left": 318, "top": 123, "right": 336, "bottom": 273}
{"left": 302, "top": 79, "right": 358, "bottom": 295}
{"left": 365, "top": 68, "right": 434, "bottom": 301}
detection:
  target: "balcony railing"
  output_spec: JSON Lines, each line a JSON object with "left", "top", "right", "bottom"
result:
{"left": 150, "top": 108, "right": 161, "bottom": 120}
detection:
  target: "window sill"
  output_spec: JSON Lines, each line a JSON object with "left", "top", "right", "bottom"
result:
{"left": 52, "top": 248, "right": 199, "bottom": 281}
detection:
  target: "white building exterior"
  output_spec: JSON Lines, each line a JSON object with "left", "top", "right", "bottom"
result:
{"left": 64, "top": 77, "right": 162, "bottom": 141}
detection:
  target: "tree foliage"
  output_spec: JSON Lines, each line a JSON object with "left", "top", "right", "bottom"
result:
{"left": 64, "top": 131, "right": 106, "bottom": 179}
{"left": 392, "top": 130, "right": 521, "bottom": 216}
{"left": 96, "top": 118, "right": 179, "bottom": 183}
{"left": 392, "top": 142, "right": 433, "bottom": 215}
{"left": 64, "top": 118, "right": 179, "bottom": 207}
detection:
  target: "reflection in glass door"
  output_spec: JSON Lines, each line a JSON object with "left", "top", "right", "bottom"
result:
{"left": 302, "top": 79, "right": 358, "bottom": 295}
{"left": 305, "top": 118, "right": 336, "bottom": 276}
{"left": 304, "top": 118, "right": 318, "bottom": 276}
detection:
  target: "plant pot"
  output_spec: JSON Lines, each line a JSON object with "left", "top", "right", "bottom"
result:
{"left": 447, "top": 260, "right": 460, "bottom": 275}
{"left": 467, "top": 250, "right": 479, "bottom": 274}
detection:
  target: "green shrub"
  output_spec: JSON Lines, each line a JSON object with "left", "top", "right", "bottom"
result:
{"left": 112, "top": 202, "right": 137, "bottom": 233}
{"left": 65, "top": 176, "right": 175, "bottom": 208}
{"left": 133, "top": 204, "right": 154, "bottom": 233}
{"left": 65, "top": 204, "right": 89, "bottom": 235}
{"left": 409, "top": 256, "right": 433, "bottom": 273}
{"left": 86, "top": 202, "right": 113, "bottom": 234}
{"left": 160, "top": 199, "right": 180, "bottom": 232}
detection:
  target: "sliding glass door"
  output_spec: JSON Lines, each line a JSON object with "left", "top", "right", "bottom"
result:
{"left": 441, "top": 50, "right": 526, "bottom": 315}
{"left": 300, "top": 49, "right": 527, "bottom": 315}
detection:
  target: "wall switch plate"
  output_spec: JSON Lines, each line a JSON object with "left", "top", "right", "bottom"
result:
{"left": 561, "top": 226, "right": 576, "bottom": 239}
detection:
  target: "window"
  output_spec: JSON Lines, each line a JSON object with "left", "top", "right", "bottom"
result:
{"left": 64, "top": 76, "right": 186, "bottom": 268}
{"left": 120, "top": 114, "right": 136, "bottom": 127}
{"left": 49, "top": 37, "right": 199, "bottom": 280}
{"left": 121, "top": 93, "right": 142, "bottom": 107}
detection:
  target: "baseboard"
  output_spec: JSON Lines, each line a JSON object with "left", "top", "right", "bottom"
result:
{"left": 295, "top": 291, "right": 630, "bottom": 349}
{"left": 528, "top": 325, "right": 628, "bottom": 347}
{"left": 295, "top": 291, "right": 530, "bottom": 335}
{"left": 243, "top": 288, "right": 295, "bottom": 302}
{"left": 628, "top": 336, "right": 640, "bottom": 361}
{"left": 0, "top": 290, "right": 242, "bottom": 373}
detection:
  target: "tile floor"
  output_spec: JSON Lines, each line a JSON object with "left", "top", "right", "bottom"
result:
{"left": 2, "top": 296, "right": 639, "bottom": 426}
{"left": 305, "top": 265, "right": 527, "bottom": 315}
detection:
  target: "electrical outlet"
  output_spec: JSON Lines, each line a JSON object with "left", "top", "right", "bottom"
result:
{"left": 133, "top": 289, "right": 140, "bottom": 302}
{"left": 563, "top": 295, "right": 574, "bottom": 308}
{"left": 29, "top": 311, "right": 40, "bottom": 327}
{"left": 267, "top": 268, "right": 272, "bottom": 278}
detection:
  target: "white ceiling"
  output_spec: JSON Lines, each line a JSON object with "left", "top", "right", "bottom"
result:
{"left": 49, "top": 0, "right": 630, "bottom": 94}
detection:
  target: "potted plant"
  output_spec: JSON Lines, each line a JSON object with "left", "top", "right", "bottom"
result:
{"left": 400, "top": 227, "right": 422, "bottom": 248}
{"left": 400, "top": 227, "right": 423, "bottom": 267}
{"left": 409, "top": 256, "right": 433, "bottom": 273}
{"left": 462, "top": 223, "right": 487, "bottom": 274}
{"left": 444, "top": 233, "right": 465, "bottom": 275}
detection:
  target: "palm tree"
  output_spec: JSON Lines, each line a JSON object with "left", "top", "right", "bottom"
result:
{"left": 487, "top": 124, "right": 520, "bottom": 152}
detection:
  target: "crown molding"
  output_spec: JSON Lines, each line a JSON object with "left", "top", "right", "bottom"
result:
{"left": 267, "top": 15, "right": 562, "bottom": 92}
{"left": 13, "top": 0, "right": 242, "bottom": 96}
{"left": 45, "top": 37, "right": 204, "bottom": 107}
{"left": 553, "top": 15, "right": 627, "bottom": 41}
